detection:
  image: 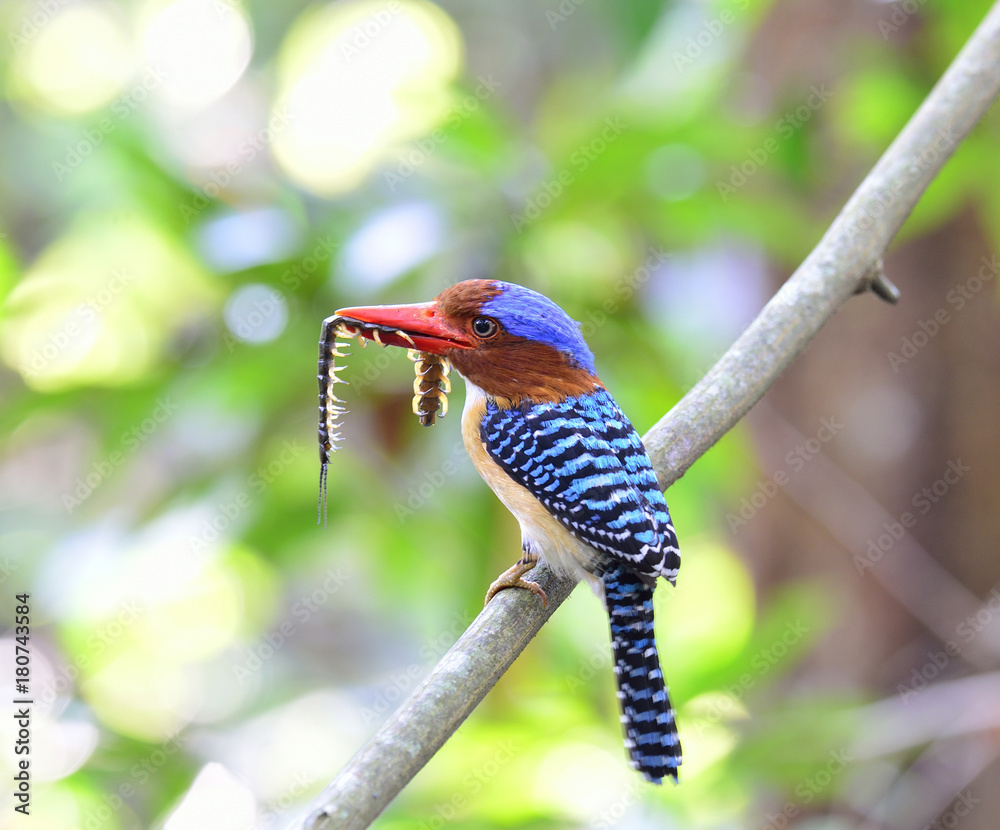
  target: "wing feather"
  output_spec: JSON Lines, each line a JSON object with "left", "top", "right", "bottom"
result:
{"left": 480, "top": 390, "right": 680, "bottom": 582}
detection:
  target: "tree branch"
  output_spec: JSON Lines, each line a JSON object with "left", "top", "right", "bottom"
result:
{"left": 301, "top": 5, "right": 1000, "bottom": 828}
{"left": 643, "top": 0, "right": 1000, "bottom": 485}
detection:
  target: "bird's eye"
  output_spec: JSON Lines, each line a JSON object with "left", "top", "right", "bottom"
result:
{"left": 472, "top": 316, "right": 500, "bottom": 339}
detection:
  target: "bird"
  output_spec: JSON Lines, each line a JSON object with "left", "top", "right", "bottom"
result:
{"left": 331, "top": 279, "right": 682, "bottom": 783}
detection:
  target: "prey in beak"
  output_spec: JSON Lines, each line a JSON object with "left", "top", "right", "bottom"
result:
{"left": 316, "top": 301, "right": 470, "bottom": 524}
{"left": 329, "top": 301, "right": 474, "bottom": 354}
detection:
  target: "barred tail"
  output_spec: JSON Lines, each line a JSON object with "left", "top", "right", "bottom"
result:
{"left": 603, "top": 564, "right": 681, "bottom": 783}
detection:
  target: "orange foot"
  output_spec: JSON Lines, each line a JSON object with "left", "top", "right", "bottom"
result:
{"left": 485, "top": 551, "right": 548, "bottom": 607}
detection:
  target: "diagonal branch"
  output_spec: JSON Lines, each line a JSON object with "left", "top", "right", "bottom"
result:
{"left": 301, "top": 5, "right": 1000, "bottom": 828}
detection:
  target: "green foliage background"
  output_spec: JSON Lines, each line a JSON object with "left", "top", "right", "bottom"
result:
{"left": 1, "top": 0, "right": 999, "bottom": 828}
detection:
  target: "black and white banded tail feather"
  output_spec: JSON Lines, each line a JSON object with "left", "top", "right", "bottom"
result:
{"left": 603, "top": 564, "right": 681, "bottom": 783}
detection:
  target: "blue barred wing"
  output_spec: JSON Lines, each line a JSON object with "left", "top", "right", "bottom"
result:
{"left": 480, "top": 390, "right": 680, "bottom": 582}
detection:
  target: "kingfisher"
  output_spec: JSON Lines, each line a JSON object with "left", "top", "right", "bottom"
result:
{"left": 331, "top": 280, "right": 682, "bottom": 783}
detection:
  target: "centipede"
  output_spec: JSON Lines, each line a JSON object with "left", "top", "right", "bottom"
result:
{"left": 408, "top": 349, "right": 451, "bottom": 427}
{"left": 317, "top": 315, "right": 451, "bottom": 525}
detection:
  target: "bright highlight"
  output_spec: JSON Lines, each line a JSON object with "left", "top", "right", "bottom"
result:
{"left": 272, "top": 0, "right": 463, "bottom": 196}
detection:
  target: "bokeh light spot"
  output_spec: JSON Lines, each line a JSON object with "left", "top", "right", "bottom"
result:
{"left": 141, "top": 0, "right": 253, "bottom": 110}
{"left": 522, "top": 219, "right": 630, "bottom": 289}
{"left": 646, "top": 143, "right": 706, "bottom": 201}
{"left": 11, "top": 1, "right": 133, "bottom": 115}
{"left": 164, "top": 763, "right": 257, "bottom": 830}
{"left": 272, "top": 0, "right": 463, "bottom": 196}
{"left": 84, "top": 650, "right": 198, "bottom": 740}
{"left": 341, "top": 202, "right": 444, "bottom": 290}
{"left": 845, "top": 384, "right": 922, "bottom": 463}
{"left": 660, "top": 539, "right": 756, "bottom": 679}
{"left": 198, "top": 208, "right": 301, "bottom": 272}
{"left": 0, "top": 213, "right": 218, "bottom": 391}
{"left": 224, "top": 284, "right": 289, "bottom": 344}
{"left": 534, "top": 742, "right": 633, "bottom": 820}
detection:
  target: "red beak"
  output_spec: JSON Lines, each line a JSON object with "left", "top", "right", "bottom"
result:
{"left": 333, "top": 301, "right": 475, "bottom": 354}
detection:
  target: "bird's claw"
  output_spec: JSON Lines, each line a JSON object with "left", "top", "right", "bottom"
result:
{"left": 485, "top": 556, "right": 548, "bottom": 607}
